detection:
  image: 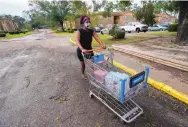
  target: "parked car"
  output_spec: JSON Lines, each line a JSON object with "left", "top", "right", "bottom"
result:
{"left": 100, "top": 24, "right": 121, "bottom": 34}
{"left": 120, "top": 22, "right": 148, "bottom": 33}
{"left": 94, "top": 27, "right": 101, "bottom": 33}
{"left": 100, "top": 28, "right": 109, "bottom": 34}
{"left": 160, "top": 24, "right": 169, "bottom": 28}
{"left": 148, "top": 24, "right": 168, "bottom": 31}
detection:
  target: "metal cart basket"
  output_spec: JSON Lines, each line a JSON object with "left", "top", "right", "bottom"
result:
{"left": 82, "top": 49, "right": 150, "bottom": 123}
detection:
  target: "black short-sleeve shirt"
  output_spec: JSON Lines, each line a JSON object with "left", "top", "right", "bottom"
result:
{"left": 78, "top": 28, "right": 94, "bottom": 50}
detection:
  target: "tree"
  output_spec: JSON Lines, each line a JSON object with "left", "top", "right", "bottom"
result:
{"left": 142, "top": 2, "right": 156, "bottom": 26}
{"left": 153, "top": 1, "right": 164, "bottom": 14}
{"left": 28, "top": 0, "right": 69, "bottom": 31}
{"left": 102, "top": 2, "right": 115, "bottom": 18}
{"left": 153, "top": 1, "right": 179, "bottom": 16}
{"left": 71, "top": 0, "right": 91, "bottom": 16}
{"left": 163, "top": 1, "right": 179, "bottom": 16}
{"left": 12, "top": 16, "right": 25, "bottom": 28}
{"left": 134, "top": 9, "right": 143, "bottom": 22}
{"left": 116, "top": 0, "right": 132, "bottom": 11}
{"left": 176, "top": 1, "right": 188, "bottom": 45}
{"left": 92, "top": 0, "right": 106, "bottom": 11}
{"left": 134, "top": 2, "right": 156, "bottom": 26}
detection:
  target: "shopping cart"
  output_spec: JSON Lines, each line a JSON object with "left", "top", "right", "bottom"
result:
{"left": 82, "top": 48, "right": 150, "bottom": 123}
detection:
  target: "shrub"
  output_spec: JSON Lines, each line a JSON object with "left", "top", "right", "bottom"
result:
{"left": 68, "top": 29, "right": 74, "bottom": 33}
{"left": 9, "top": 32, "right": 15, "bottom": 35}
{"left": 109, "top": 24, "right": 125, "bottom": 39}
{"left": 0, "top": 33, "right": 6, "bottom": 37}
{"left": 168, "top": 24, "right": 178, "bottom": 32}
{"left": 114, "top": 29, "right": 125, "bottom": 39}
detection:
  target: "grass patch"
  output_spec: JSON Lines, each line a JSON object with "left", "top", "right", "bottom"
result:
{"left": 0, "top": 31, "right": 34, "bottom": 39}
{"left": 146, "top": 31, "right": 177, "bottom": 36}
{"left": 71, "top": 34, "right": 149, "bottom": 47}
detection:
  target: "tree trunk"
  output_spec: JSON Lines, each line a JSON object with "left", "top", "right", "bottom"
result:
{"left": 176, "top": 1, "right": 188, "bottom": 45}
{"left": 59, "top": 20, "right": 64, "bottom": 31}
{"left": 69, "top": 21, "right": 73, "bottom": 30}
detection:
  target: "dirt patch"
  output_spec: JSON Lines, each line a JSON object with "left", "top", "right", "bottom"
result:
{"left": 115, "top": 37, "right": 188, "bottom": 63}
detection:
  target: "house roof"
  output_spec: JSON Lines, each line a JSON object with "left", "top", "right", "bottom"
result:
{"left": 111, "top": 12, "right": 124, "bottom": 16}
{"left": 111, "top": 11, "right": 135, "bottom": 16}
{"left": 156, "top": 13, "right": 170, "bottom": 17}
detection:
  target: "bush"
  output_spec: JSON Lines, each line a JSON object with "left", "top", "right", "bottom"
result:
{"left": 114, "top": 30, "right": 125, "bottom": 39}
{"left": 68, "top": 29, "right": 74, "bottom": 33}
{"left": 168, "top": 24, "right": 178, "bottom": 32}
{"left": 9, "top": 32, "right": 15, "bottom": 35}
{"left": 0, "top": 33, "right": 6, "bottom": 37}
{"left": 109, "top": 24, "right": 125, "bottom": 39}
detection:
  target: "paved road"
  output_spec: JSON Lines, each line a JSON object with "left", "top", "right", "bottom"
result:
{"left": 0, "top": 30, "right": 187, "bottom": 127}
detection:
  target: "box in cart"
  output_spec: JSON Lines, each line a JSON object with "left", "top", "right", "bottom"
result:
{"left": 93, "top": 54, "right": 105, "bottom": 64}
{"left": 94, "top": 69, "right": 108, "bottom": 83}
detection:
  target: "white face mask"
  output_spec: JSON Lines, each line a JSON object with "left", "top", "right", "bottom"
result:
{"left": 84, "top": 23, "right": 91, "bottom": 28}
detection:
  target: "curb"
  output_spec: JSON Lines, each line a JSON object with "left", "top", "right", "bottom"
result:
{"left": 112, "top": 45, "right": 188, "bottom": 71}
{"left": 69, "top": 37, "right": 188, "bottom": 104}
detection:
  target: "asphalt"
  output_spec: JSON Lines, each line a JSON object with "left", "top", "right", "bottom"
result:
{"left": 0, "top": 30, "right": 187, "bottom": 127}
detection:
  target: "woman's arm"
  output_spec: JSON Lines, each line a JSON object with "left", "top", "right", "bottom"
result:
{"left": 93, "top": 31, "right": 105, "bottom": 48}
{"left": 76, "top": 31, "right": 83, "bottom": 50}
{"left": 76, "top": 31, "right": 87, "bottom": 52}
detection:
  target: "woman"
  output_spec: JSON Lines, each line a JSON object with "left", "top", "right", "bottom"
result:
{"left": 76, "top": 16, "right": 105, "bottom": 79}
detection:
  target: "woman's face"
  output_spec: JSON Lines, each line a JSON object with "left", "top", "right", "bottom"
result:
{"left": 83, "top": 19, "right": 91, "bottom": 28}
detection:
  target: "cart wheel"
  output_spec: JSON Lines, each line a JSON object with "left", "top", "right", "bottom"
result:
{"left": 89, "top": 93, "right": 94, "bottom": 98}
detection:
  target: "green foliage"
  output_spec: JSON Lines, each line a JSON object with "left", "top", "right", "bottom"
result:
{"left": 9, "top": 32, "right": 21, "bottom": 34}
{"left": 68, "top": 29, "right": 74, "bottom": 33}
{"left": 109, "top": 24, "right": 125, "bottom": 39}
{"left": 153, "top": 1, "right": 164, "bottom": 14}
{"left": 114, "top": 29, "right": 125, "bottom": 39}
{"left": 168, "top": 24, "right": 178, "bottom": 32}
{"left": 102, "top": 2, "right": 115, "bottom": 18}
{"left": 28, "top": 0, "right": 69, "bottom": 30}
{"left": 116, "top": 0, "right": 132, "bottom": 11}
{"left": 23, "top": 23, "right": 32, "bottom": 30}
{"left": 72, "top": 1, "right": 91, "bottom": 16}
{"left": 0, "top": 30, "right": 5, "bottom": 33}
{"left": 163, "top": 1, "right": 179, "bottom": 14}
{"left": 134, "top": 3, "right": 156, "bottom": 26}
{"left": 0, "top": 33, "right": 6, "bottom": 37}
{"left": 109, "top": 24, "right": 118, "bottom": 37}
{"left": 92, "top": 0, "right": 106, "bottom": 11}
{"left": 142, "top": 3, "right": 156, "bottom": 26}
{"left": 153, "top": 1, "right": 180, "bottom": 16}
{"left": 134, "top": 9, "right": 143, "bottom": 22}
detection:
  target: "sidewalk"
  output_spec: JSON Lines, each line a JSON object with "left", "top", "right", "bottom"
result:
{"left": 112, "top": 45, "right": 188, "bottom": 96}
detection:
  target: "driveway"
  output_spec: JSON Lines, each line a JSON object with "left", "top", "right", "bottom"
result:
{"left": 0, "top": 29, "right": 187, "bottom": 127}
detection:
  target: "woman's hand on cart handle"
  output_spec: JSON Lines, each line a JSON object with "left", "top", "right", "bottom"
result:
{"left": 87, "top": 47, "right": 105, "bottom": 52}
{"left": 81, "top": 49, "right": 88, "bottom": 53}
{"left": 100, "top": 45, "right": 106, "bottom": 49}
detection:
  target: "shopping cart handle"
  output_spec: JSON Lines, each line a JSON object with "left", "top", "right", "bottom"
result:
{"left": 87, "top": 47, "right": 105, "bottom": 52}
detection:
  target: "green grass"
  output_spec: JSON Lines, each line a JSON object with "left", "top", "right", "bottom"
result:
{"left": 0, "top": 31, "right": 34, "bottom": 39}
{"left": 146, "top": 31, "right": 177, "bottom": 36}
{"left": 71, "top": 34, "right": 149, "bottom": 47}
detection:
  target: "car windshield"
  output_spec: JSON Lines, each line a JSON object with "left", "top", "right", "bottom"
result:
{"left": 133, "top": 22, "right": 141, "bottom": 25}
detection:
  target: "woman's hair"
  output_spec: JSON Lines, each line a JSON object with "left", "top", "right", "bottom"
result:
{"left": 80, "top": 16, "right": 90, "bottom": 24}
